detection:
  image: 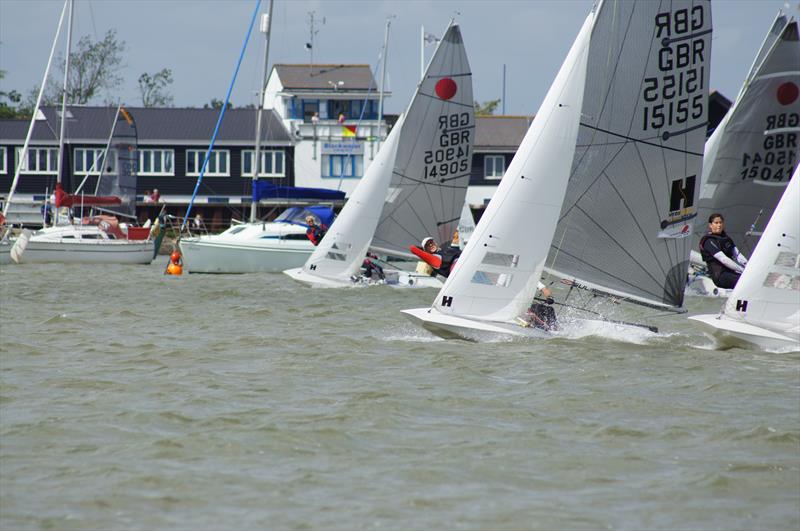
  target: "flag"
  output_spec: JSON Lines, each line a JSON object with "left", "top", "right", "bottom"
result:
{"left": 424, "top": 32, "right": 439, "bottom": 46}
{"left": 342, "top": 125, "right": 356, "bottom": 138}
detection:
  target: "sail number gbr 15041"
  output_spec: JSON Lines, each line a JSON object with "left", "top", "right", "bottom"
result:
{"left": 641, "top": 7, "right": 707, "bottom": 132}
{"left": 423, "top": 112, "right": 472, "bottom": 180}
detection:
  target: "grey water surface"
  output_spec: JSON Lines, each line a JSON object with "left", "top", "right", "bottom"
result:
{"left": 1, "top": 260, "right": 798, "bottom": 530}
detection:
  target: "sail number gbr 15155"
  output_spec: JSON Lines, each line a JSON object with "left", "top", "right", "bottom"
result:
{"left": 423, "top": 112, "right": 472, "bottom": 180}
{"left": 641, "top": 7, "right": 707, "bottom": 132}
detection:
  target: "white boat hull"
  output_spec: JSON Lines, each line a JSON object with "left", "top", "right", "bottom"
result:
{"left": 180, "top": 238, "right": 313, "bottom": 273}
{"left": 285, "top": 267, "right": 443, "bottom": 289}
{"left": 689, "top": 314, "right": 800, "bottom": 351}
{"left": 16, "top": 239, "right": 154, "bottom": 264}
{"left": 402, "top": 307, "right": 550, "bottom": 341}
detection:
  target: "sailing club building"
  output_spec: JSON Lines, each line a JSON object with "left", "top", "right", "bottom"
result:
{"left": 0, "top": 63, "right": 732, "bottom": 229}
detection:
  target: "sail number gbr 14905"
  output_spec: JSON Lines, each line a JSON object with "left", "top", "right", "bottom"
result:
{"left": 641, "top": 7, "right": 707, "bottom": 132}
{"left": 423, "top": 112, "right": 472, "bottom": 180}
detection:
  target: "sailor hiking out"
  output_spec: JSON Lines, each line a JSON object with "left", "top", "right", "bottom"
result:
{"left": 699, "top": 213, "right": 748, "bottom": 289}
{"left": 409, "top": 237, "right": 462, "bottom": 278}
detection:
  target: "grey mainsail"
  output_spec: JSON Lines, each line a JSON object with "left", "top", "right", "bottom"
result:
{"left": 694, "top": 15, "right": 799, "bottom": 254}
{"left": 370, "top": 24, "right": 474, "bottom": 258}
{"left": 547, "top": 0, "right": 712, "bottom": 310}
{"left": 95, "top": 107, "right": 138, "bottom": 218}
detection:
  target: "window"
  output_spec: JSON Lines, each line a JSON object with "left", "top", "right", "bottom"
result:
{"left": 74, "top": 148, "right": 115, "bottom": 175}
{"left": 302, "top": 99, "right": 319, "bottom": 122}
{"left": 16, "top": 147, "right": 59, "bottom": 174}
{"left": 328, "top": 100, "right": 350, "bottom": 120}
{"left": 139, "top": 149, "right": 174, "bottom": 176}
{"left": 187, "top": 149, "right": 229, "bottom": 176}
{"left": 242, "top": 150, "right": 285, "bottom": 177}
{"left": 484, "top": 155, "right": 505, "bottom": 179}
{"left": 0, "top": 147, "right": 6, "bottom": 174}
{"left": 322, "top": 154, "right": 363, "bottom": 178}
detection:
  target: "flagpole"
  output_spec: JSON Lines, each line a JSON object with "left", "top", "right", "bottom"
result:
{"left": 420, "top": 25, "right": 424, "bottom": 81}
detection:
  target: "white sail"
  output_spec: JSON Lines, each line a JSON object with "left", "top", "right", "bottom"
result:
{"left": 695, "top": 15, "right": 799, "bottom": 254}
{"left": 722, "top": 168, "right": 799, "bottom": 338}
{"left": 371, "top": 23, "right": 474, "bottom": 258}
{"left": 292, "top": 116, "right": 404, "bottom": 283}
{"left": 424, "top": 7, "right": 594, "bottom": 323}
{"left": 546, "top": 0, "right": 712, "bottom": 311}
{"left": 455, "top": 201, "right": 475, "bottom": 248}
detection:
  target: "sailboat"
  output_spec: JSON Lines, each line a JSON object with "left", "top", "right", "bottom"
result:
{"left": 404, "top": 0, "right": 712, "bottom": 340}
{"left": 178, "top": 0, "right": 345, "bottom": 274}
{"left": 687, "top": 13, "right": 799, "bottom": 297}
{"left": 689, "top": 168, "right": 799, "bottom": 351}
{"left": 12, "top": 106, "right": 157, "bottom": 264}
{"left": 284, "top": 21, "right": 473, "bottom": 288}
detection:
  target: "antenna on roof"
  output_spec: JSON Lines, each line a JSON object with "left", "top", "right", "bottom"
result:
{"left": 307, "top": 11, "right": 325, "bottom": 75}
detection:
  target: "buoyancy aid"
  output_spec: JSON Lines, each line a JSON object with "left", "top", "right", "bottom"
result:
{"left": 409, "top": 243, "right": 461, "bottom": 278}
{"left": 306, "top": 224, "right": 327, "bottom": 246}
{"left": 699, "top": 232, "right": 737, "bottom": 280}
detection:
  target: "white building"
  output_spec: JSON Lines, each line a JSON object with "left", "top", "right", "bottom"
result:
{"left": 264, "top": 64, "right": 390, "bottom": 196}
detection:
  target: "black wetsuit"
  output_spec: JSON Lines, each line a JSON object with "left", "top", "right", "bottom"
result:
{"left": 700, "top": 232, "right": 741, "bottom": 289}
{"left": 432, "top": 243, "right": 462, "bottom": 278}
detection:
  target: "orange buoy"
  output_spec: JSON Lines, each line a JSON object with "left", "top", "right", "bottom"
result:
{"left": 167, "top": 261, "right": 183, "bottom": 275}
{"left": 167, "top": 249, "right": 183, "bottom": 275}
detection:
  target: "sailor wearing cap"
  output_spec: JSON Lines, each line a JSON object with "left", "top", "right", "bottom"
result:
{"left": 409, "top": 236, "right": 462, "bottom": 278}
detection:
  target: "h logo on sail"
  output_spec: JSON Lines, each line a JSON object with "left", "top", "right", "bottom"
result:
{"left": 669, "top": 175, "right": 696, "bottom": 212}
{"left": 441, "top": 295, "right": 453, "bottom": 307}
{"left": 735, "top": 299, "right": 748, "bottom": 312}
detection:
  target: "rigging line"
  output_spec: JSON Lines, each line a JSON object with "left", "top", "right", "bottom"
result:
{"left": 580, "top": 122, "right": 704, "bottom": 156}
{"left": 660, "top": 28, "right": 712, "bottom": 46}
{"left": 417, "top": 92, "right": 474, "bottom": 109}
{"left": 176, "top": 0, "right": 262, "bottom": 237}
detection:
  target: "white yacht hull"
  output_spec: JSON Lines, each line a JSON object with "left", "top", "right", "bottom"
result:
{"left": 17, "top": 239, "right": 154, "bottom": 264}
{"left": 180, "top": 238, "right": 313, "bottom": 273}
{"left": 689, "top": 314, "right": 800, "bottom": 351}
{"left": 284, "top": 267, "right": 443, "bottom": 289}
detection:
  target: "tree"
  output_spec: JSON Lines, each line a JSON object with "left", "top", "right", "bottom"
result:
{"left": 138, "top": 68, "right": 174, "bottom": 107}
{"left": 38, "top": 29, "right": 126, "bottom": 105}
{"left": 474, "top": 98, "right": 501, "bottom": 116}
{"left": 204, "top": 98, "right": 232, "bottom": 110}
{"left": 0, "top": 70, "right": 24, "bottom": 119}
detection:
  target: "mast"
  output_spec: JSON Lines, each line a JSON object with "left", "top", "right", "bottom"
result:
{"left": 1, "top": 0, "right": 69, "bottom": 233}
{"left": 57, "top": 0, "right": 74, "bottom": 187}
{"left": 377, "top": 16, "right": 392, "bottom": 149}
{"left": 250, "top": 0, "right": 273, "bottom": 223}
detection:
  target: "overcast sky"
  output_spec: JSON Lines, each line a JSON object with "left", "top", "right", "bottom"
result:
{"left": 0, "top": 0, "right": 794, "bottom": 115}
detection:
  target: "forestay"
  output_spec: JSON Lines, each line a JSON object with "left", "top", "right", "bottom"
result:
{"left": 694, "top": 14, "right": 799, "bottom": 254}
{"left": 722, "top": 167, "right": 799, "bottom": 337}
{"left": 428, "top": 7, "right": 595, "bottom": 323}
{"left": 547, "top": 0, "right": 712, "bottom": 311}
{"left": 370, "top": 23, "right": 474, "bottom": 258}
{"left": 95, "top": 107, "right": 138, "bottom": 218}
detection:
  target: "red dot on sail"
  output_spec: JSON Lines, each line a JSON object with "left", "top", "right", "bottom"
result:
{"left": 776, "top": 82, "right": 798, "bottom": 105}
{"left": 435, "top": 78, "right": 457, "bottom": 100}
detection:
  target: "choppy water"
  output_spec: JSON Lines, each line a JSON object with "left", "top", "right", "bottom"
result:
{"left": 1, "top": 260, "right": 798, "bottom": 530}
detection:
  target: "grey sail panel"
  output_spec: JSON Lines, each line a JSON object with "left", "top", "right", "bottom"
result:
{"left": 695, "top": 17, "right": 800, "bottom": 255}
{"left": 96, "top": 107, "right": 138, "bottom": 218}
{"left": 371, "top": 24, "right": 473, "bottom": 256}
{"left": 548, "top": 0, "right": 712, "bottom": 309}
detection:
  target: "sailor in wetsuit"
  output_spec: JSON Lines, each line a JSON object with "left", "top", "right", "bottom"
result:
{"left": 409, "top": 237, "right": 462, "bottom": 278}
{"left": 305, "top": 215, "right": 328, "bottom": 246}
{"left": 523, "top": 282, "right": 558, "bottom": 330}
{"left": 699, "top": 213, "right": 748, "bottom": 289}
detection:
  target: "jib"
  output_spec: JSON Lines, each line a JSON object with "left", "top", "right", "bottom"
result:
{"left": 766, "top": 113, "right": 799, "bottom": 130}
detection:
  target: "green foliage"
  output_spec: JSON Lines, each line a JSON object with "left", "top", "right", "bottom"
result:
{"left": 0, "top": 70, "right": 26, "bottom": 119}
{"left": 474, "top": 98, "right": 501, "bottom": 116}
{"left": 138, "top": 68, "right": 174, "bottom": 107}
{"left": 204, "top": 98, "right": 233, "bottom": 110}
